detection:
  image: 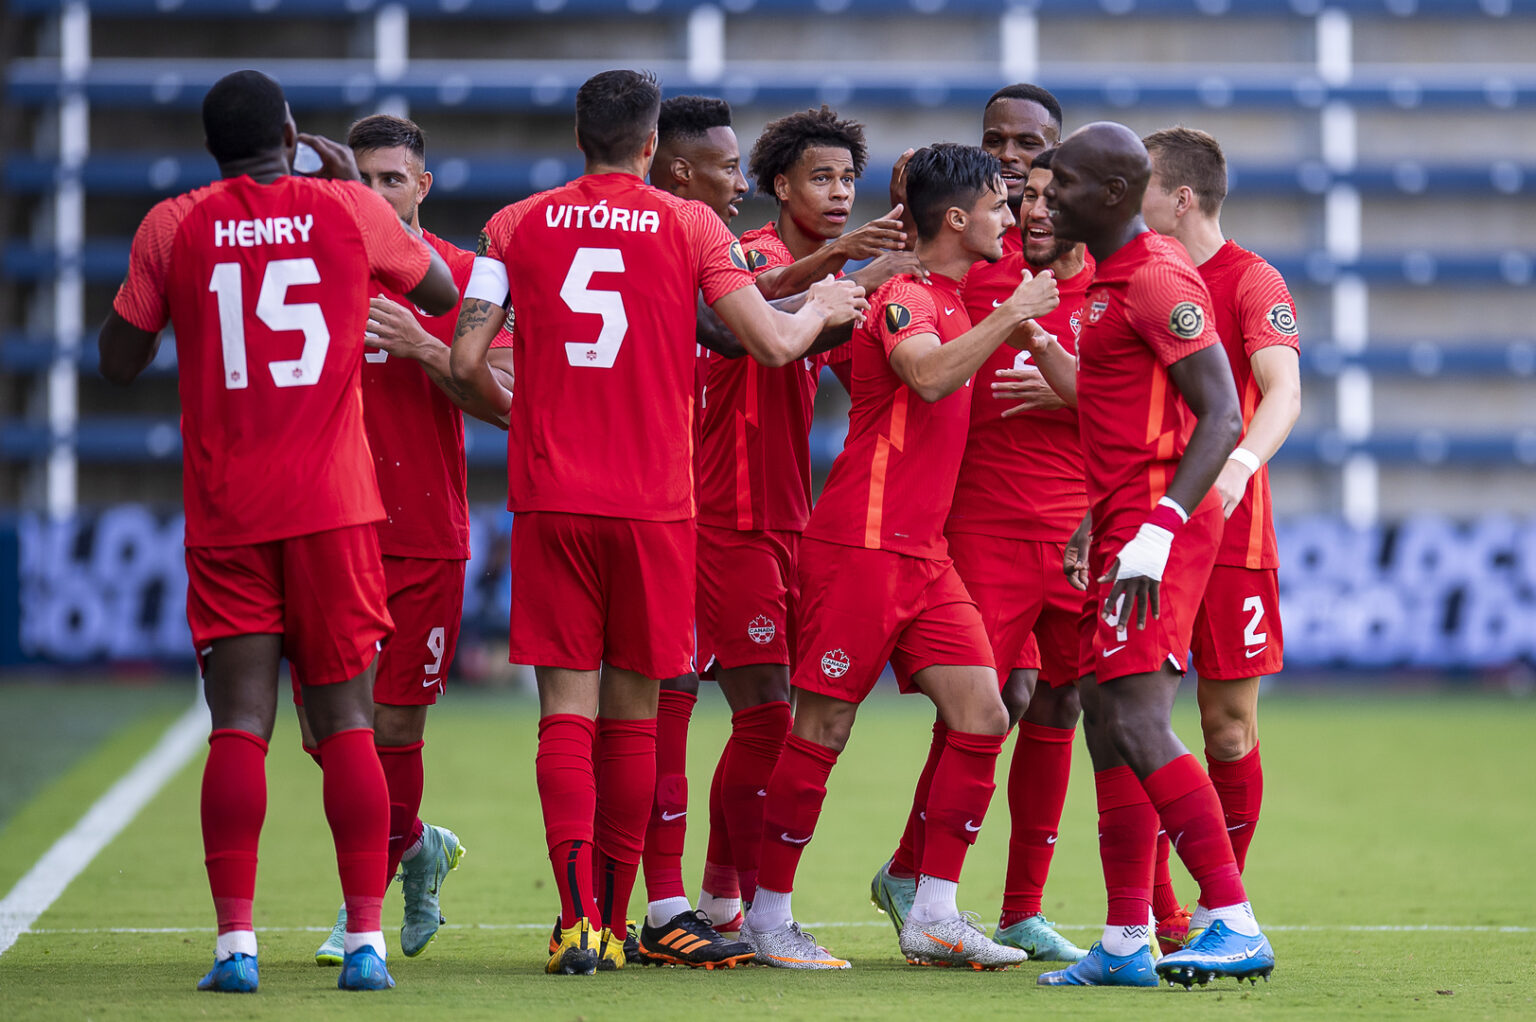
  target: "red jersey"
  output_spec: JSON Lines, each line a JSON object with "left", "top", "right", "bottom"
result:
{"left": 480, "top": 174, "right": 755, "bottom": 521}
{"left": 1200, "top": 241, "right": 1299, "bottom": 569}
{"left": 363, "top": 230, "right": 475, "bottom": 560}
{"left": 803, "top": 273, "right": 973, "bottom": 559}
{"left": 696, "top": 221, "right": 823, "bottom": 532}
{"left": 113, "top": 174, "right": 432, "bottom": 547}
{"left": 1076, "top": 231, "right": 1223, "bottom": 541}
{"left": 948, "top": 252, "right": 1095, "bottom": 541}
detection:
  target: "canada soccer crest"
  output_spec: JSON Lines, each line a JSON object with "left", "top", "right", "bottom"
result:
{"left": 747, "top": 615, "right": 776, "bottom": 645}
{"left": 1069, "top": 308, "right": 1083, "bottom": 339}
{"left": 820, "top": 648, "right": 851, "bottom": 679}
{"left": 1087, "top": 295, "right": 1109, "bottom": 324}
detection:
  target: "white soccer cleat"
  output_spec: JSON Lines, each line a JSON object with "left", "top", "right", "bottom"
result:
{"left": 740, "top": 917, "right": 851, "bottom": 970}
{"left": 900, "top": 911, "right": 1028, "bottom": 970}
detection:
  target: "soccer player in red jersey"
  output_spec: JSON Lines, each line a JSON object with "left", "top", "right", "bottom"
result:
{"left": 741, "top": 105, "right": 909, "bottom": 393}
{"left": 742, "top": 144, "right": 1059, "bottom": 971}
{"left": 444, "top": 70, "right": 867, "bottom": 976}
{"left": 297, "top": 113, "right": 503, "bottom": 966}
{"left": 97, "top": 70, "right": 457, "bottom": 993}
{"left": 874, "top": 145, "right": 1095, "bottom": 964}
{"left": 1036, "top": 122, "right": 1273, "bottom": 989}
{"left": 1140, "top": 127, "right": 1301, "bottom": 950}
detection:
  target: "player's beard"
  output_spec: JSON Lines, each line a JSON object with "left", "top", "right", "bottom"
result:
{"left": 1026, "top": 238, "right": 1074, "bottom": 272}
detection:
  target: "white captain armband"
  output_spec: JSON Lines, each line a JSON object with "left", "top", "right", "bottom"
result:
{"left": 465, "top": 256, "right": 510, "bottom": 307}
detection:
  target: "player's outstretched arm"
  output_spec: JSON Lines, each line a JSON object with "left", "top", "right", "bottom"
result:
{"left": 97, "top": 312, "right": 161, "bottom": 385}
{"left": 367, "top": 296, "right": 509, "bottom": 428}
{"left": 709, "top": 276, "right": 867, "bottom": 367}
{"left": 890, "top": 270, "right": 1058, "bottom": 403}
{"left": 446, "top": 297, "right": 512, "bottom": 420}
{"left": 1213, "top": 345, "right": 1300, "bottom": 516}
{"left": 752, "top": 206, "right": 907, "bottom": 300}
{"left": 1098, "top": 344, "right": 1240, "bottom": 629}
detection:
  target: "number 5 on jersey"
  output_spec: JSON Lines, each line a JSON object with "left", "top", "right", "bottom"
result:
{"left": 561, "top": 247, "right": 628, "bottom": 368}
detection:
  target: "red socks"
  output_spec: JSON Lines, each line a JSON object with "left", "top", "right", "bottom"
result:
{"left": 701, "top": 750, "right": 739, "bottom": 899}
{"left": 890, "top": 720, "right": 948, "bottom": 878}
{"left": 920, "top": 730, "right": 1005, "bottom": 883}
{"left": 1209, "top": 744, "right": 1263, "bottom": 872}
{"left": 378, "top": 740, "right": 426, "bottom": 879}
{"left": 1152, "top": 830, "right": 1181, "bottom": 920}
{"left": 757, "top": 734, "right": 838, "bottom": 894}
{"left": 1000, "top": 722, "right": 1074, "bottom": 922}
{"left": 719, "top": 700, "right": 792, "bottom": 901}
{"left": 317, "top": 727, "right": 390, "bottom": 934}
{"left": 642, "top": 691, "right": 695, "bottom": 905}
{"left": 537, "top": 714, "right": 598, "bottom": 928}
{"left": 1095, "top": 766, "right": 1159, "bottom": 927}
{"left": 593, "top": 717, "right": 657, "bottom": 933}
{"left": 1142, "top": 754, "right": 1246, "bottom": 910}
{"left": 202, "top": 729, "right": 268, "bottom": 934}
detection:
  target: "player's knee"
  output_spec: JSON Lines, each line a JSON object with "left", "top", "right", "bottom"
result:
{"left": 1202, "top": 716, "right": 1257, "bottom": 762}
{"left": 1027, "top": 682, "right": 1081, "bottom": 730}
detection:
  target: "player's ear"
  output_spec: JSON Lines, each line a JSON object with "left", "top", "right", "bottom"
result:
{"left": 671, "top": 157, "right": 691, "bottom": 186}
{"left": 1102, "top": 175, "right": 1129, "bottom": 208}
{"left": 774, "top": 173, "right": 790, "bottom": 203}
{"left": 945, "top": 205, "right": 967, "bottom": 233}
{"left": 417, "top": 168, "right": 432, "bottom": 204}
{"left": 1176, "top": 184, "right": 1195, "bottom": 217}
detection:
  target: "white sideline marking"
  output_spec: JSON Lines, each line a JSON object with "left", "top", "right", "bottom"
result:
{"left": 27, "top": 922, "right": 1535, "bottom": 936}
{"left": 0, "top": 697, "right": 208, "bottom": 957}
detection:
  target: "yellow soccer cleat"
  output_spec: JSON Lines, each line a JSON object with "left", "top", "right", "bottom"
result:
{"left": 546, "top": 918, "right": 600, "bottom": 976}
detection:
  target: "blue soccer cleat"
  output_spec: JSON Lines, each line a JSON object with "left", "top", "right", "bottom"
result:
{"left": 1038, "top": 942, "right": 1157, "bottom": 987}
{"left": 994, "top": 913, "right": 1089, "bottom": 962}
{"left": 197, "top": 952, "right": 259, "bottom": 993}
{"left": 337, "top": 946, "right": 396, "bottom": 990}
{"left": 1155, "top": 919, "right": 1274, "bottom": 988}
{"left": 869, "top": 859, "right": 917, "bottom": 936}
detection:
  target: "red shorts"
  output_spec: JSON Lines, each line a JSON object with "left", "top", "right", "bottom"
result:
{"left": 697, "top": 525, "right": 799, "bottom": 676}
{"left": 1079, "top": 506, "right": 1221, "bottom": 684}
{"left": 185, "top": 524, "right": 392, "bottom": 688}
{"left": 509, "top": 511, "right": 695, "bottom": 680}
{"left": 374, "top": 556, "right": 467, "bottom": 705}
{"left": 792, "top": 538, "right": 994, "bottom": 704}
{"left": 948, "top": 531, "right": 1083, "bottom": 689}
{"left": 1191, "top": 565, "right": 1284, "bottom": 680}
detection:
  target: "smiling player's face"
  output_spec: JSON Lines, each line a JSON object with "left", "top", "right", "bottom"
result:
{"left": 778, "top": 146, "right": 857, "bottom": 241}
{"left": 981, "top": 99, "right": 1059, "bottom": 209}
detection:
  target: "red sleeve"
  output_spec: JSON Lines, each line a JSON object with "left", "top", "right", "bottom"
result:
{"left": 1124, "top": 259, "right": 1220, "bottom": 367}
{"left": 332, "top": 180, "right": 434, "bottom": 296}
{"left": 490, "top": 323, "right": 515, "bottom": 350}
{"left": 741, "top": 227, "right": 793, "bottom": 275}
{"left": 684, "top": 201, "right": 756, "bottom": 304}
{"left": 481, "top": 195, "right": 539, "bottom": 267}
{"left": 112, "top": 196, "right": 187, "bottom": 332}
{"left": 874, "top": 281, "right": 941, "bottom": 359}
{"left": 1235, "top": 260, "right": 1300, "bottom": 357}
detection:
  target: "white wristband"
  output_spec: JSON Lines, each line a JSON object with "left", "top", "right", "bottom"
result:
{"left": 1114, "top": 522, "right": 1175, "bottom": 582}
{"left": 1227, "top": 447, "right": 1262, "bottom": 475}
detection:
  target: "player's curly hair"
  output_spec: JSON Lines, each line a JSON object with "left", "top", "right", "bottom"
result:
{"left": 905, "top": 143, "right": 1004, "bottom": 240}
{"left": 748, "top": 105, "right": 868, "bottom": 202}
{"left": 657, "top": 95, "right": 732, "bottom": 146}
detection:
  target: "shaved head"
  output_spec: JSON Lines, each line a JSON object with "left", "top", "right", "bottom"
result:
{"left": 1043, "top": 121, "right": 1153, "bottom": 256}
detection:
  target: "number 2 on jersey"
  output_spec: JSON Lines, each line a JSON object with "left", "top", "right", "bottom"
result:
{"left": 209, "top": 258, "right": 331, "bottom": 389}
{"left": 560, "top": 247, "right": 628, "bottom": 368}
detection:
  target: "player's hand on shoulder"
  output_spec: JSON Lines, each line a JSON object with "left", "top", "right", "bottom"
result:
{"left": 1005, "top": 267, "right": 1059, "bottom": 322}
{"left": 295, "top": 133, "right": 361, "bottom": 182}
{"left": 995, "top": 365, "right": 1066, "bottom": 416}
{"left": 807, "top": 274, "right": 868, "bottom": 327}
{"left": 835, "top": 205, "right": 907, "bottom": 261}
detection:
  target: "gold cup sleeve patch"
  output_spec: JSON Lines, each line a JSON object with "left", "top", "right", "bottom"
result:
{"left": 475, "top": 230, "right": 491, "bottom": 257}
{"left": 1267, "top": 302, "right": 1298, "bottom": 336}
{"left": 729, "top": 240, "right": 749, "bottom": 271}
{"left": 1168, "top": 300, "right": 1205, "bottom": 340}
{"left": 885, "top": 302, "right": 913, "bottom": 333}
{"left": 747, "top": 248, "right": 768, "bottom": 271}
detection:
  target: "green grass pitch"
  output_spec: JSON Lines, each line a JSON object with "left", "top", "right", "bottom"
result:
{"left": 1, "top": 682, "right": 1533, "bottom": 1020}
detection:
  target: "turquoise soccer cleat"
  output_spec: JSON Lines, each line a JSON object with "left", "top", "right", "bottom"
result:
{"left": 197, "top": 952, "right": 259, "bottom": 993}
{"left": 400, "top": 823, "right": 466, "bottom": 957}
{"left": 1155, "top": 919, "right": 1274, "bottom": 988}
{"left": 869, "top": 859, "right": 917, "bottom": 935}
{"left": 1038, "top": 942, "right": 1157, "bottom": 987}
{"left": 338, "top": 945, "right": 395, "bottom": 990}
{"left": 993, "top": 913, "right": 1089, "bottom": 962}
{"left": 315, "top": 904, "right": 346, "bottom": 965}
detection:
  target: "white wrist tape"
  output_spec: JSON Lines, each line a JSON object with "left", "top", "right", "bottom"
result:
{"left": 1227, "top": 447, "right": 1262, "bottom": 474}
{"left": 1114, "top": 522, "right": 1175, "bottom": 582}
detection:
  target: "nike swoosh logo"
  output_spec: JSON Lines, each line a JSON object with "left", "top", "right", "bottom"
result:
{"left": 421, "top": 678, "right": 439, "bottom": 688}
{"left": 1108, "top": 962, "right": 1128, "bottom": 973}
{"left": 992, "top": 299, "right": 1004, "bottom": 307}
{"left": 1227, "top": 822, "right": 1249, "bottom": 832}
{"left": 944, "top": 307, "right": 956, "bottom": 315}
{"left": 780, "top": 833, "right": 811, "bottom": 845}
{"left": 756, "top": 789, "right": 768, "bottom": 797}
{"left": 661, "top": 811, "right": 686, "bottom": 821}
{"left": 1244, "top": 645, "right": 1268, "bottom": 658}
{"left": 1046, "top": 835, "right": 1057, "bottom": 844}
{"left": 1102, "top": 644, "right": 1126, "bottom": 657}
{"left": 964, "top": 820, "right": 982, "bottom": 833}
